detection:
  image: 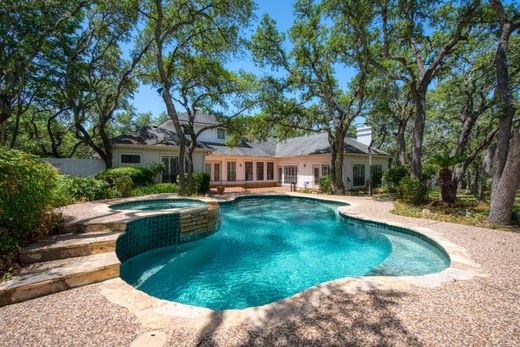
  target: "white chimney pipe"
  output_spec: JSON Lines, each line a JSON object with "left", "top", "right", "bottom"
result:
{"left": 356, "top": 126, "right": 372, "bottom": 146}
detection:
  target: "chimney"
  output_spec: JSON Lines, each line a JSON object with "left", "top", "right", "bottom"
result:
{"left": 355, "top": 126, "right": 372, "bottom": 146}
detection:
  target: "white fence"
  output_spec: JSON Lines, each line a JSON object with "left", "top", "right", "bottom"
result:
{"left": 42, "top": 158, "right": 106, "bottom": 177}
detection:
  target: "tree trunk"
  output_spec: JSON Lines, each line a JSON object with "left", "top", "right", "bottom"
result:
{"left": 480, "top": 144, "right": 495, "bottom": 202}
{"left": 368, "top": 140, "right": 374, "bottom": 196}
{"left": 489, "top": 127, "right": 520, "bottom": 224}
{"left": 488, "top": 7, "right": 519, "bottom": 224}
{"left": 491, "top": 21, "right": 515, "bottom": 196}
{"left": 396, "top": 119, "right": 407, "bottom": 165}
{"left": 161, "top": 88, "right": 186, "bottom": 193}
{"left": 99, "top": 124, "right": 113, "bottom": 168}
{"left": 0, "top": 121, "right": 6, "bottom": 146}
{"left": 334, "top": 130, "right": 346, "bottom": 195}
{"left": 411, "top": 91, "right": 426, "bottom": 178}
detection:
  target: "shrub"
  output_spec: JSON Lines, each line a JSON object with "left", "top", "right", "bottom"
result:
{"left": 397, "top": 176, "right": 429, "bottom": 204}
{"left": 129, "top": 183, "right": 179, "bottom": 196}
{"left": 184, "top": 172, "right": 211, "bottom": 195}
{"left": 0, "top": 148, "right": 61, "bottom": 274}
{"left": 383, "top": 165, "right": 409, "bottom": 187}
{"left": 107, "top": 176, "right": 134, "bottom": 198}
{"left": 53, "top": 175, "right": 110, "bottom": 205}
{"left": 319, "top": 175, "right": 332, "bottom": 194}
{"left": 96, "top": 163, "right": 163, "bottom": 187}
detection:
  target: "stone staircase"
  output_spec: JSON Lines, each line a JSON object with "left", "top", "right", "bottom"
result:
{"left": 0, "top": 229, "right": 122, "bottom": 307}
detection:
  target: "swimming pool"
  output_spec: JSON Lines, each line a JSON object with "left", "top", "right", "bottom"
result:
{"left": 120, "top": 196, "right": 449, "bottom": 310}
{"left": 110, "top": 198, "right": 207, "bottom": 211}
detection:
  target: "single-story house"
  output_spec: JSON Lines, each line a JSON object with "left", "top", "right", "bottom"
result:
{"left": 112, "top": 113, "right": 391, "bottom": 190}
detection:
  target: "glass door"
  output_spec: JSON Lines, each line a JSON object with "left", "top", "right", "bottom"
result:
{"left": 313, "top": 166, "right": 320, "bottom": 185}
{"left": 283, "top": 165, "right": 298, "bottom": 184}
{"left": 161, "top": 156, "right": 178, "bottom": 183}
{"left": 213, "top": 162, "right": 221, "bottom": 182}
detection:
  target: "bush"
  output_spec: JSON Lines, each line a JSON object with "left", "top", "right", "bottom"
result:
{"left": 397, "top": 176, "right": 429, "bottom": 204}
{"left": 107, "top": 176, "right": 134, "bottom": 198}
{"left": 129, "top": 183, "right": 179, "bottom": 197}
{"left": 96, "top": 163, "right": 163, "bottom": 187}
{"left": 53, "top": 175, "right": 110, "bottom": 205}
{"left": 0, "top": 148, "right": 61, "bottom": 274}
{"left": 184, "top": 172, "right": 211, "bottom": 195}
{"left": 319, "top": 175, "right": 332, "bottom": 194}
{"left": 383, "top": 165, "right": 409, "bottom": 187}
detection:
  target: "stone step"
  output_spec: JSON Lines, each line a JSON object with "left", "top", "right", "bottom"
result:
{"left": 19, "top": 231, "right": 122, "bottom": 264}
{"left": 0, "top": 253, "right": 120, "bottom": 307}
{"left": 57, "top": 221, "right": 126, "bottom": 234}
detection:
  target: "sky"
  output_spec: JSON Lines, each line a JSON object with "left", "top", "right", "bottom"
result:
{"left": 130, "top": 0, "right": 355, "bottom": 119}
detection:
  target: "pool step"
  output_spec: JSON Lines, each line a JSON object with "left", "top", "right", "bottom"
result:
{"left": 57, "top": 221, "right": 127, "bottom": 234}
{"left": 19, "top": 231, "right": 122, "bottom": 264}
{"left": 0, "top": 253, "right": 120, "bottom": 307}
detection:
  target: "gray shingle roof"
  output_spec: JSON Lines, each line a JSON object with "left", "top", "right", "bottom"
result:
{"left": 159, "top": 112, "right": 219, "bottom": 128}
{"left": 112, "top": 126, "right": 208, "bottom": 148}
{"left": 204, "top": 132, "right": 391, "bottom": 157}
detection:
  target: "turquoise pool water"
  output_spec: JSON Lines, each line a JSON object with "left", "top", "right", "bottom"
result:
{"left": 120, "top": 196, "right": 449, "bottom": 310}
{"left": 111, "top": 198, "right": 206, "bottom": 211}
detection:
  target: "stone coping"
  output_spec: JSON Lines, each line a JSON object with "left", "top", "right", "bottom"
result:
{"left": 59, "top": 194, "right": 220, "bottom": 230}
{"left": 94, "top": 192, "right": 486, "bottom": 337}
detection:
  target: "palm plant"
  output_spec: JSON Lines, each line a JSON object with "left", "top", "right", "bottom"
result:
{"left": 431, "top": 154, "right": 466, "bottom": 203}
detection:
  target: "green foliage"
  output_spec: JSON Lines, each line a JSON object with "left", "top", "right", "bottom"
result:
{"left": 383, "top": 165, "right": 409, "bottom": 186}
{"left": 319, "top": 175, "right": 332, "bottom": 194}
{"left": 129, "top": 183, "right": 179, "bottom": 197}
{"left": 185, "top": 172, "right": 211, "bottom": 195}
{"left": 107, "top": 176, "right": 134, "bottom": 198}
{"left": 0, "top": 148, "right": 61, "bottom": 266}
{"left": 396, "top": 176, "right": 429, "bottom": 204}
{"left": 96, "top": 164, "right": 162, "bottom": 187}
{"left": 53, "top": 175, "right": 110, "bottom": 205}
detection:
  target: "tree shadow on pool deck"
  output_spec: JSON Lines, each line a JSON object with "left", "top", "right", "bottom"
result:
{"left": 195, "top": 288, "right": 422, "bottom": 347}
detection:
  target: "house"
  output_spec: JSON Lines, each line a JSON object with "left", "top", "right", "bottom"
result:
{"left": 112, "top": 113, "right": 391, "bottom": 190}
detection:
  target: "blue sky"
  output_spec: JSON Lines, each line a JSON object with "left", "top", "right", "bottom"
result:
{"left": 130, "top": 0, "right": 357, "bottom": 119}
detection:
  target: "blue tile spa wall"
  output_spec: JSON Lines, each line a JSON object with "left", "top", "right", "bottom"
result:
{"left": 116, "top": 204, "right": 221, "bottom": 262}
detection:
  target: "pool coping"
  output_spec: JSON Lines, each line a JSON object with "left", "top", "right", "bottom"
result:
{"left": 97, "top": 192, "right": 486, "bottom": 338}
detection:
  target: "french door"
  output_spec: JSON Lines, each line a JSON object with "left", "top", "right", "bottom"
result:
{"left": 161, "top": 156, "right": 178, "bottom": 183}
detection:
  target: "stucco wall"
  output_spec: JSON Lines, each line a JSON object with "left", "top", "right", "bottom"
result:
{"left": 112, "top": 145, "right": 206, "bottom": 181}
{"left": 206, "top": 153, "right": 390, "bottom": 189}
{"left": 42, "top": 158, "right": 106, "bottom": 177}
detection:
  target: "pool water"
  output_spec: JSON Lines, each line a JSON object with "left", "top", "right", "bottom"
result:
{"left": 110, "top": 198, "right": 206, "bottom": 211}
{"left": 120, "top": 196, "right": 449, "bottom": 310}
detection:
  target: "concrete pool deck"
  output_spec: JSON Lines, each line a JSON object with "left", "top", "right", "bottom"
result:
{"left": 1, "top": 194, "right": 519, "bottom": 345}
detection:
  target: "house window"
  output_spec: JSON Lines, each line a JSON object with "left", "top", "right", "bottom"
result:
{"left": 217, "top": 128, "right": 226, "bottom": 140}
{"left": 266, "top": 162, "right": 274, "bottom": 180}
{"left": 121, "top": 154, "right": 141, "bottom": 164}
{"left": 205, "top": 163, "right": 211, "bottom": 177}
{"left": 227, "top": 161, "right": 236, "bottom": 181}
{"left": 370, "top": 164, "right": 383, "bottom": 187}
{"left": 353, "top": 164, "right": 366, "bottom": 186}
{"left": 256, "top": 162, "right": 264, "bottom": 181}
{"left": 245, "top": 161, "right": 253, "bottom": 181}
{"left": 321, "top": 164, "right": 330, "bottom": 177}
{"left": 283, "top": 165, "right": 298, "bottom": 184}
{"left": 213, "top": 163, "right": 221, "bottom": 181}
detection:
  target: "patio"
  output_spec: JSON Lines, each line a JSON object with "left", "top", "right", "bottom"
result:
{"left": 1, "top": 195, "right": 519, "bottom": 346}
